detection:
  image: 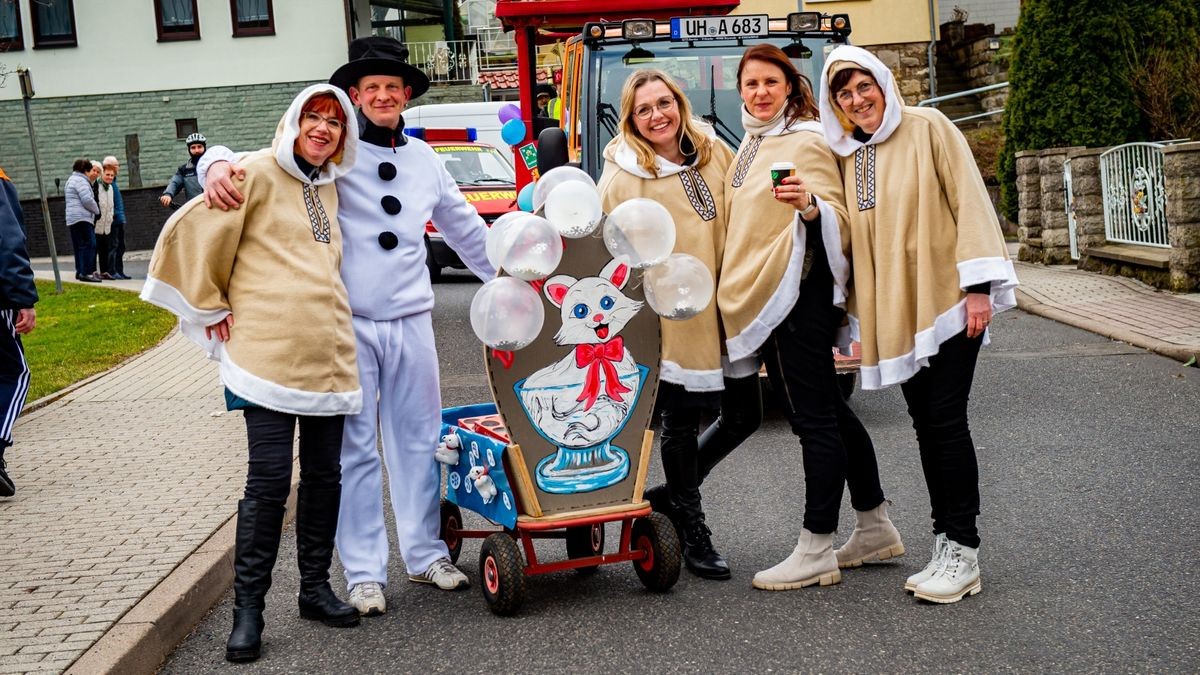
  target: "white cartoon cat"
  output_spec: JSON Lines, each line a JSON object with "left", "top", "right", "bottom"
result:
{"left": 518, "top": 258, "right": 645, "bottom": 451}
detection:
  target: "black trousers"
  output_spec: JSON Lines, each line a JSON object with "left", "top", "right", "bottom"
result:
{"left": 900, "top": 329, "right": 983, "bottom": 548}
{"left": 242, "top": 408, "right": 344, "bottom": 506}
{"left": 108, "top": 220, "right": 126, "bottom": 276}
{"left": 96, "top": 233, "right": 112, "bottom": 275}
{"left": 658, "top": 374, "right": 763, "bottom": 526}
{"left": 760, "top": 230, "right": 885, "bottom": 535}
{"left": 0, "top": 309, "right": 31, "bottom": 449}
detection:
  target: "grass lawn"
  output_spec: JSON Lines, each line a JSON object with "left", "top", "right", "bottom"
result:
{"left": 21, "top": 280, "right": 176, "bottom": 403}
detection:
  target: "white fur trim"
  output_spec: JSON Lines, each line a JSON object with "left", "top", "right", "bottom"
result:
{"left": 722, "top": 354, "right": 761, "bottom": 379}
{"left": 219, "top": 353, "right": 362, "bottom": 417}
{"left": 958, "top": 257, "right": 1020, "bottom": 311}
{"left": 140, "top": 276, "right": 229, "bottom": 359}
{"left": 856, "top": 275, "right": 1017, "bottom": 391}
{"left": 659, "top": 360, "right": 725, "bottom": 392}
{"left": 818, "top": 45, "right": 906, "bottom": 158}
{"left": 725, "top": 211, "right": 807, "bottom": 362}
{"left": 724, "top": 199, "right": 847, "bottom": 362}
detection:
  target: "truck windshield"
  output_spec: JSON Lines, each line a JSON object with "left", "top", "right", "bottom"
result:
{"left": 586, "top": 37, "right": 832, "bottom": 175}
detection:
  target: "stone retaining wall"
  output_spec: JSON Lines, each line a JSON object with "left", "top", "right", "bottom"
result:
{"left": 1016, "top": 141, "right": 1200, "bottom": 292}
{"left": 938, "top": 21, "right": 1009, "bottom": 110}
{"left": 863, "top": 43, "right": 932, "bottom": 105}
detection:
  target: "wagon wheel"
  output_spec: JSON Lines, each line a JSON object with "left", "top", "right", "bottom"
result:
{"left": 565, "top": 523, "right": 606, "bottom": 574}
{"left": 630, "top": 513, "right": 681, "bottom": 592}
{"left": 479, "top": 533, "right": 525, "bottom": 616}
{"left": 439, "top": 499, "right": 463, "bottom": 564}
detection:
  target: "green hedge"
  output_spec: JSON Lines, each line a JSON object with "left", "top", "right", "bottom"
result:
{"left": 998, "top": 0, "right": 1200, "bottom": 222}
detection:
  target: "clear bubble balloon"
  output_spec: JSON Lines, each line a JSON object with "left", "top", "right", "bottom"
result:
{"left": 470, "top": 277, "right": 544, "bottom": 350}
{"left": 602, "top": 198, "right": 676, "bottom": 269}
{"left": 486, "top": 211, "right": 533, "bottom": 272}
{"left": 643, "top": 253, "right": 714, "bottom": 320}
{"left": 544, "top": 181, "right": 603, "bottom": 238}
{"left": 500, "top": 215, "right": 563, "bottom": 281}
{"left": 532, "top": 166, "right": 596, "bottom": 212}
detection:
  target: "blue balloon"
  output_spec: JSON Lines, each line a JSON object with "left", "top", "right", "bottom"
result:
{"left": 517, "top": 183, "right": 535, "bottom": 212}
{"left": 501, "top": 118, "right": 527, "bottom": 146}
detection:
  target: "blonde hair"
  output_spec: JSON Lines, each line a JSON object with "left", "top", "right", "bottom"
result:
{"left": 618, "top": 69, "right": 712, "bottom": 177}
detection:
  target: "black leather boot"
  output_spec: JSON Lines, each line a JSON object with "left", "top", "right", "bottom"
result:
{"left": 682, "top": 520, "right": 732, "bottom": 581}
{"left": 643, "top": 484, "right": 675, "bottom": 520}
{"left": 295, "top": 485, "right": 360, "bottom": 627}
{"left": 226, "top": 498, "right": 285, "bottom": 662}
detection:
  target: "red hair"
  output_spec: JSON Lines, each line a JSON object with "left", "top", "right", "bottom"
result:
{"left": 299, "top": 92, "right": 349, "bottom": 164}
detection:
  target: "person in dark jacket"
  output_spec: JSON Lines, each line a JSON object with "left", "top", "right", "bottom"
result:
{"left": 0, "top": 165, "right": 39, "bottom": 497}
{"left": 160, "top": 133, "right": 207, "bottom": 207}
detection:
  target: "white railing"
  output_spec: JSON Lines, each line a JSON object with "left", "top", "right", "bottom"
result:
{"left": 1100, "top": 142, "right": 1170, "bottom": 248}
{"left": 383, "top": 38, "right": 480, "bottom": 85}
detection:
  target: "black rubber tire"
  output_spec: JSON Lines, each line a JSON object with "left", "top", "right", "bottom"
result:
{"left": 479, "top": 533, "right": 525, "bottom": 616}
{"left": 439, "top": 499, "right": 463, "bottom": 564}
{"left": 565, "top": 523, "right": 605, "bottom": 574}
{"left": 631, "top": 512, "right": 681, "bottom": 593}
{"left": 837, "top": 371, "right": 856, "bottom": 401}
{"left": 425, "top": 239, "right": 442, "bottom": 283}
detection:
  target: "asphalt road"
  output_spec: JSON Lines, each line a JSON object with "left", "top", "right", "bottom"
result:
{"left": 163, "top": 268, "right": 1200, "bottom": 673}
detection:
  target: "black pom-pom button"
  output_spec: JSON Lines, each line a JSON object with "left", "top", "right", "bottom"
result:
{"left": 378, "top": 232, "right": 399, "bottom": 250}
{"left": 381, "top": 196, "right": 402, "bottom": 215}
{"left": 378, "top": 162, "right": 397, "bottom": 181}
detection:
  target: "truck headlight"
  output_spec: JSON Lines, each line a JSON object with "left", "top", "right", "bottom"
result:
{"left": 622, "top": 19, "right": 656, "bottom": 40}
{"left": 787, "top": 12, "right": 819, "bottom": 32}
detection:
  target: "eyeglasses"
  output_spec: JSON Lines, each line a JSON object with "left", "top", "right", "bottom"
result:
{"left": 300, "top": 111, "right": 345, "bottom": 132}
{"left": 835, "top": 81, "right": 877, "bottom": 105}
{"left": 633, "top": 96, "right": 676, "bottom": 120}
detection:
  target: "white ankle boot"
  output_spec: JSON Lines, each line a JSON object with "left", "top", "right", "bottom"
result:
{"left": 835, "top": 502, "right": 905, "bottom": 568}
{"left": 752, "top": 529, "right": 841, "bottom": 590}
{"left": 913, "top": 539, "right": 981, "bottom": 604}
{"left": 904, "top": 533, "right": 948, "bottom": 593}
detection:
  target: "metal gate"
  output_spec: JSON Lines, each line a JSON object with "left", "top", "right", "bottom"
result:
{"left": 1064, "top": 157, "right": 1079, "bottom": 260}
{"left": 1100, "top": 142, "right": 1169, "bottom": 248}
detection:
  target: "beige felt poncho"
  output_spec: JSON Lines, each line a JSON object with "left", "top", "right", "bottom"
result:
{"left": 141, "top": 83, "right": 363, "bottom": 415}
{"left": 598, "top": 123, "right": 734, "bottom": 392}
{"left": 718, "top": 117, "right": 851, "bottom": 364}
{"left": 818, "top": 46, "right": 1019, "bottom": 390}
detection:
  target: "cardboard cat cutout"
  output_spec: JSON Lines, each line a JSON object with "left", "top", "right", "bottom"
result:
{"left": 486, "top": 234, "right": 660, "bottom": 514}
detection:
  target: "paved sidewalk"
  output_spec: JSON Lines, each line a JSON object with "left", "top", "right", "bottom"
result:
{"left": 1, "top": 253, "right": 1197, "bottom": 674}
{"left": 2, "top": 274, "right": 247, "bottom": 673}
{"left": 1013, "top": 261, "right": 1200, "bottom": 363}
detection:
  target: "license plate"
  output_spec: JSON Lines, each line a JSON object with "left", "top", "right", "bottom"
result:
{"left": 670, "top": 14, "right": 768, "bottom": 41}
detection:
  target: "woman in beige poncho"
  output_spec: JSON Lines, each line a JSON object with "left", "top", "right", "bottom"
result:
{"left": 720, "top": 44, "right": 903, "bottom": 593}
{"left": 142, "top": 84, "right": 364, "bottom": 661}
{"left": 598, "top": 69, "right": 757, "bottom": 581}
{"left": 817, "top": 45, "right": 1019, "bottom": 604}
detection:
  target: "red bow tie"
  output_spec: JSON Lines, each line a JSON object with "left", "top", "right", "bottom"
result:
{"left": 574, "top": 337, "right": 631, "bottom": 410}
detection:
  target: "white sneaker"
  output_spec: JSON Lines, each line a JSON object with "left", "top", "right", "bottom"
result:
{"left": 904, "top": 533, "right": 948, "bottom": 593}
{"left": 348, "top": 582, "right": 386, "bottom": 616}
{"left": 409, "top": 557, "right": 470, "bottom": 591}
{"left": 913, "top": 540, "right": 981, "bottom": 604}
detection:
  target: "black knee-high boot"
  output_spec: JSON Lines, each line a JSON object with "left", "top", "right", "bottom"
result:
{"left": 295, "top": 485, "right": 359, "bottom": 627}
{"left": 226, "top": 498, "right": 286, "bottom": 663}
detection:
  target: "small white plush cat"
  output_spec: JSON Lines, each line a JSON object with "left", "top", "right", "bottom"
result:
{"left": 519, "top": 259, "right": 644, "bottom": 449}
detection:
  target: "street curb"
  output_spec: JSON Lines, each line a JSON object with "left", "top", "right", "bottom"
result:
{"left": 1015, "top": 288, "right": 1199, "bottom": 364}
{"left": 64, "top": 467, "right": 302, "bottom": 674}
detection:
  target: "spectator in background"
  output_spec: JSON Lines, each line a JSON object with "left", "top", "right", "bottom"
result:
{"left": 160, "top": 133, "right": 207, "bottom": 208}
{"left": 95, "top": 166, "right": 117, "bottom": 280}
{"left": 65, "top": 159, "right": 101, "bottom": 283}
{"left": 0, "top": 164, "right": 38, "bottom": 498}
{"left": 102, "top": 156, "right": 130, "bottom": 280}
{"left": 535, "top": 83, "right": 558, "bottom": 118}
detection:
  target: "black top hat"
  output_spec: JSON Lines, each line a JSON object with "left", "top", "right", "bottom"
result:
{"left": 329, "top": 36, "right": 431, "bottom": 99}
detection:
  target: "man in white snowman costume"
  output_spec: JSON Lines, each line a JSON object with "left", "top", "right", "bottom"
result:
{"left": 200, "top": 36, "right": 495, "bottom": 616}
